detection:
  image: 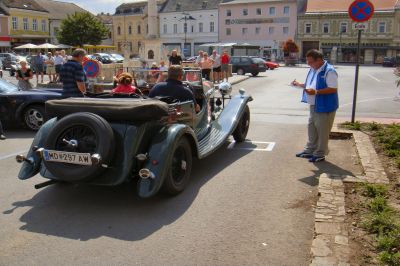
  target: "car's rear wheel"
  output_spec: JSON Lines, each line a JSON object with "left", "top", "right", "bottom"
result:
{"left": 252, "top": 72, "right": 259, "bottom": 77}
{"left": 233, "top": 105, "right": 250, "bottom": 142}
{"left": 237, "top": 68, "right": 245, "bottom": 75}
{"left": 163, "top": 137, "right": 192, "bottom": 195}
{"left": 23, "top": 105, "right": 45, "bottom": 131}
{"left": 43, "top": 112, "right": 115, "bottom": 182}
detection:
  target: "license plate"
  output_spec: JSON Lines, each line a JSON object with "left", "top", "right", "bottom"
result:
{"left": 43, "top": 150, "right": 92, "bottom": 166}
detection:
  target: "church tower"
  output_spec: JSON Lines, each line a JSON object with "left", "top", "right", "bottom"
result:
{"left": 141, "top": 0, "right": 163, "bottom": 62}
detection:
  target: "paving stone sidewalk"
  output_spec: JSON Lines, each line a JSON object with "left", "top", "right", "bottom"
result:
{"left": 310, "top": 126, "right": 390, "bottom": 266}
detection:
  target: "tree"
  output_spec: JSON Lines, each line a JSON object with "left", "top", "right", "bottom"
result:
{"left": 57, "top": 12, "right": 108, "bottom": 47}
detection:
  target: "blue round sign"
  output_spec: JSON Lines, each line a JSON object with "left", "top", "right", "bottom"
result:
{"left": 83, "top": 60, "right": 100, "bottom": 78}
{"left": 349, "top": 0, "right": 374, "bottom": 22}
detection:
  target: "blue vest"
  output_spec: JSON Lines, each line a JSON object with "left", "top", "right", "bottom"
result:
{"left": 301, "top": 62, "right": 339, "bottom": 113}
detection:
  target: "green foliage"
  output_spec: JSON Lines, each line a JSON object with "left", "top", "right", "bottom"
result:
{"left": 362, "top": 210, "right": 397, "bottom": 235}
{"left": 362, "top": 183, "right": 388, "bottom": 198}
{"left": 368, "top": 196, "right": 389, "bottom": 214}
{"left": 377, "top": 227, "right": 400, "bottom": 251}
{"left": 378, "top": 251, "right": 400, "bottom": 266}
{"left": 367, "top": 122, "right": 381, "bottom": 131}
{"left": 57, "top": 12, "right": 108, "bottom": 47}
{"left": 341, "top": 121, "right": 362, "bottom": 130}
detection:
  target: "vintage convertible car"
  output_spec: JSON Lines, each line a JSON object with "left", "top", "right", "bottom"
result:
{"left": 16, "top": 70, "right": 252, "bottom": 198}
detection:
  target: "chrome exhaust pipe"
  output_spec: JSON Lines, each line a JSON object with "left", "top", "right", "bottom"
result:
{"left": 139, "top": 168, "right": 155, "bottom": 179}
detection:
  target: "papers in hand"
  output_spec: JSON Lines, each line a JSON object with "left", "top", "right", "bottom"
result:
{"left": 288, "top": 84, "right": 304, "bottom": 90}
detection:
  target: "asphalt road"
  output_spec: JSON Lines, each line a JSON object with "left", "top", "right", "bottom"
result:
{"left": 0, "top": 65, "right": 395, "bottom": 265}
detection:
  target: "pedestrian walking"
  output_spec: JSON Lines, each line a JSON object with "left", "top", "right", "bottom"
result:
{"left": 292, "top": 49, "right": 339, "bottom": 163}
{"left": 32, "top": 52, "right": 45, "bottom": 84}
{"left": 16, "top": 61, "right": 33, "bottom": 90}
{"left": 169, "top": 50, "right": 182, "bottom": 66}
{"left": 0, "top": 120, "right": 6, "bottom": 140}
{"left": 211, "top": 50, "right": 221, "bottom": 83}
{"left": 45, "top": 52, "right": 56, "bottom": 83}
{"left": 59, "top": 48, "right": 87, "bottom": 97}
{"left": 199, "top": 52, "right": 214, "bottom": 81}
{"left": 221, "top": 50, "right": 230, "bottom": 81}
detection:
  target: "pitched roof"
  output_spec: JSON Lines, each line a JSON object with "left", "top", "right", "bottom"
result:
{"left": 161, "top": 0, "right": 223, "bottom": 13}
{"left": 2, "top": 0, "right": 48, "bottom": 12}
{"left": 0, "top": 6, "right": 9, "bottom": 15}
{"left": 114, "top": 0, "right": 167, "bottom": 15}
{"left": 97, "top": 14, "right": 113, "bottom": 24}
{"left": 305, "top": 0, "right": 399, "bottom": 13}
{"left": 35, "top": 0, "right": 90, "bottom": 19}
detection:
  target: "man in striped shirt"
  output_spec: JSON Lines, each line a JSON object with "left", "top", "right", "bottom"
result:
{"left": 60, "top": 49, "right": 87, "bottom": 97}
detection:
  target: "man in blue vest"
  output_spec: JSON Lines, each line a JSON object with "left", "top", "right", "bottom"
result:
{"left": 292, "top": 49, "right": 339, "bottom": 162}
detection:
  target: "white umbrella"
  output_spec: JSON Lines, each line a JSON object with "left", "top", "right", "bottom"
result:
{"left": 36, "top": 43, "right": 58, "bottom": 49}
{"left": 14, "top": 43, "right": 38, "bottom": 49}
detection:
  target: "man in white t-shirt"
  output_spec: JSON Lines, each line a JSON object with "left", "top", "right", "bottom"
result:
{"left": 292, "top": 49, "right": 339, "bottom": 162}
{"left": 211, "top": 50, "right": 221, "bottom": 83}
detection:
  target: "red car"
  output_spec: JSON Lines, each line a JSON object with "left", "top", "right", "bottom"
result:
{"left": 265, "top": 61, "right": 279, "bottom": 70}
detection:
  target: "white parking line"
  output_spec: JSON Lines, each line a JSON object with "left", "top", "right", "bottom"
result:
{"left": 367, "top": 74, "right": 381, "bottom": 82}
{"left": 228, "top": 141, "right": 276, "bottom": 152}
{"left": 341, "top": 97, "right": 399, "bottom": 107}
{"left": 0, "top": 150, "right": 27, "bottom": 161}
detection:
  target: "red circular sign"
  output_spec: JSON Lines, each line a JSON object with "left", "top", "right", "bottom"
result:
{"left": 349, "top": 0, "right": 374, "bottom": 22}
{"left": 83, "top": 60, "right": 100, "bottom": 78}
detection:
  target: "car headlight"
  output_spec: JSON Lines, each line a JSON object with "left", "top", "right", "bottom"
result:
{"left": 218, "top": 81, "right": 232, "bottom": 96}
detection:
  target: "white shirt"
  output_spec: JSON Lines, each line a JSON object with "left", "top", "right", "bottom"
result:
{"left": 159, "top": 66, "right": 168, "bottom": 71}
{"left": 54, "top": 55, "right": 64, "bottom": 65}
{"left": 305, "top": 62, "right": 338, "bottom": 105}
{"left": 211, "top": 54, "right": 221, "bottom": 68}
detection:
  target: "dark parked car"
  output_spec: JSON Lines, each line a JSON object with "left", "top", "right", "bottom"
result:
{"left": 230, "top": 56, "right": 267, "bottom": 76}
{"left": 0, "top": 79, "right": 62, "bottom": 130}
{"left": 382, "top": 56, "right": 400, "bottom": 67}
{"left": 0, "top": 53, "right": 17, "bottom": 70}
{"left": 16, "top": 69, "right": 253, "bottom": 198}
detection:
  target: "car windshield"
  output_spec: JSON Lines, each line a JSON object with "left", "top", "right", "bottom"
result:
{"left": 0, "top": 79, "right": 19, "bottom": 93}
{"left": 132, "top": 69, "right": 202, "bottom": 87}
{"left": 111, "top": 54, "right": 124, "bottom": 60}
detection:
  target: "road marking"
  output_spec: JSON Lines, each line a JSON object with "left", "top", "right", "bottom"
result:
{"left": 228, "top": 141, "right": 276, "bottom": 152}
{"left": 0, "top": 150, "right": 27, "bottom": 161}
{"left": 341, "top": 97, "right": 400, "bottom": 107}
{"left": 367, "top": 74, "right": 381, "bottom": 82}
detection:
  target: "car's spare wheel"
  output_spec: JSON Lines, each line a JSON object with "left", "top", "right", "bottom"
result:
{"left": 43, "top": 112, "right": 115, "bottom": 181}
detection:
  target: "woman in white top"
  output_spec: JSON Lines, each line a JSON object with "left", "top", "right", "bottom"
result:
{"left": 45, "top": 52, "right": 56, "bottom": 83}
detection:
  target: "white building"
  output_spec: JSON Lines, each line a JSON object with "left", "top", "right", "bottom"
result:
{"left": 159, "top": 0, "right": 222, "bottom": 58}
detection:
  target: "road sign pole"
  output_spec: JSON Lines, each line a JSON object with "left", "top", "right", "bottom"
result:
{"left": 351, "top": 29, "right": 362, "bottom": 123}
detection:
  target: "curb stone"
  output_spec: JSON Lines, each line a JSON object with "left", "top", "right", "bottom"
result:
{"left": 310, "top": 126, "right": 390, "bottom": 266}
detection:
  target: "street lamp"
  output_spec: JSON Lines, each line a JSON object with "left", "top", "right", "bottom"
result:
{"left": 179, "top": 12, "right": 196, "bottom": 57}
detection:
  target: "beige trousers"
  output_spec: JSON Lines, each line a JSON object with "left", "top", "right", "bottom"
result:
{"left": 304, "top": 105, "right": 336, "bottom": 157}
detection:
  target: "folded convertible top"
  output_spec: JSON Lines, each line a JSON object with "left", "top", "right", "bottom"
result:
{"left": 46, "top": 97, "right": 169, "bottom": 122}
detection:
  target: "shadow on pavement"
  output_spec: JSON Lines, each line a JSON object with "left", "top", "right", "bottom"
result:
{"left": 298, "top": 160, "right": 355, "bottom": 187}
{"left": 4, "top": 142, "right": 254, "bottom": 242}
{"left": 2, "top": 129, "right": 36, "bottom": 139}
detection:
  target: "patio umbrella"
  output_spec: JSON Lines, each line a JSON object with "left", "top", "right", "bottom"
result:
{"left": 36, "top": 43, "right": 58, "bottom": 49}
{"left": 14, "top": 43, "right": 38, "bottom": 49}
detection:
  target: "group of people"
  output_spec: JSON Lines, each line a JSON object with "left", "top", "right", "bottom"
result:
{"left": 167, "top": 49, "right": 231, "bottom": 83}
{"left": 15, "top": 50, "right": 69, "bottom": 90}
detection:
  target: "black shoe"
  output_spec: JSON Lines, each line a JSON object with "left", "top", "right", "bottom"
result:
{"left": 309, "top": 155, "right": 325, "bottom": 163}
{"left": 295, "top": 151, "right": 313, "bottom": 158}
{"left": 0, "top": 134, "right": 6, "bottom": 140}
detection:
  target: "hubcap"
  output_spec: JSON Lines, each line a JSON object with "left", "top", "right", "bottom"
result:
{"left": 25, "top": 108, "right": 43, "bottom": 130}
{"left": 55, "top": 125, "right": 97, "bottom": 153}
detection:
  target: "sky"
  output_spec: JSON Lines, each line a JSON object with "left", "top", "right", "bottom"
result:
{"left": 59, "top": 0, "right": 128, "bottom": 14}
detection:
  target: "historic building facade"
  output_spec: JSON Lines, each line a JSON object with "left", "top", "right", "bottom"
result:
{"left": 1, "top": 0, "right": 50, "bottom": 47}
{"left": 0, "top": 6, "right": 11, "bottom": 52}
{"left": 297, "top": 0, "right": 400, "bottom": 64}
{"left": 159, "top": 0, "right": 221, "bottom": 58}
{"left": 219, "top": 0, "right": 298, "bottom": 59}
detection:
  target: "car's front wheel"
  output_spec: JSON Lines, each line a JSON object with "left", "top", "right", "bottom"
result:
{"left": 23, "top": 105, "right": 45, "bottom": 131}
{"left": 233, "top": 105, "right": 250, "bottom": 142}
{"left": 163, "top": 137, "right": 192, "bottom": 195}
